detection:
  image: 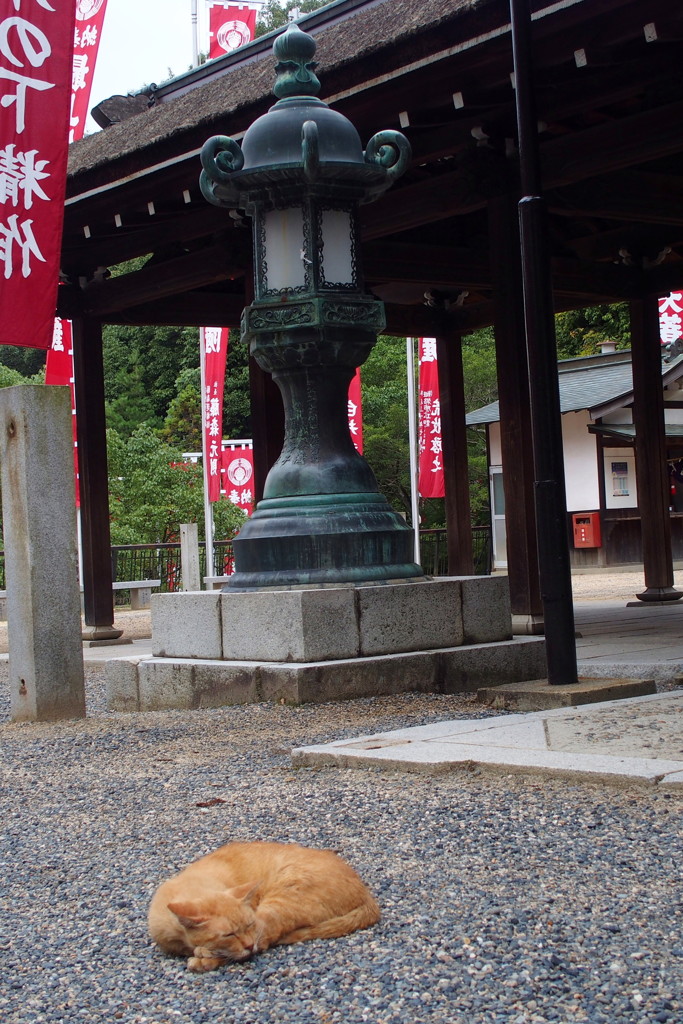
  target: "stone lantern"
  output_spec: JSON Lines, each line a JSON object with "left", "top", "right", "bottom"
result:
{"left": 200, "top": 22, "right": 422, "bottom": 589}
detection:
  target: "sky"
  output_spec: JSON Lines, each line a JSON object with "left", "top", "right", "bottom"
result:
{"left": 86, "top": 0, "right": 263, "bottom": 133}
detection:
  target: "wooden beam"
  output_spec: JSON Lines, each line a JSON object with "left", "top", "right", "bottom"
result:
{"left": 362, "top": 97, "right": 683, "bottom": 243}
{"left": 94, "top": 291, "right": 247, "bottom": 327}
{"left": 549, "top": 170, "right": 683, "bottom": 226}
{"left": 79, "top": 244, "right": 245, "bottom": 316}
{"left": 541, "top": 98, "right": 683, "bottom": 188}
{"left": 62, "top": 205, "right": 239, "bottom": 272}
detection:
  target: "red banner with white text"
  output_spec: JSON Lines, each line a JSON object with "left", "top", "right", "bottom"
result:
{"left": 348, "top": 367, "right": 363, "bottom": 454}
{"left": 418, "top": 338, "right": 445, "bottom": 498}
{"left": 48, "top": 316, "right": 79, "bottom": 503}
{"left": 222, "top": 440, "right": 254, "bottom": 515}
{"left": 209, "top": 3, "right": 256, "bottom": 58}
{"left": 202, "top": 326, "right": 230, "bottom": 501}
{"left": 0, "top": 0, "right": 77, "bottom": 349}
{"left": 659, "top": 292, "right": 683, "bottom": 348}
{"left": 70, "top": 0, "right": 108, "bottom": 143}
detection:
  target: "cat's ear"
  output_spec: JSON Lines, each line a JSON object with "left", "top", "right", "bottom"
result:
{"left": 167, "top": 900, "right": 209, "bottom": 929}
{"left": 231, "top": 882, "right": 261, "bottom": 907}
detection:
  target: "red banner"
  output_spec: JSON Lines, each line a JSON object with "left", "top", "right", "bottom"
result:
{"left": 659, "top": 292, "right": 683, "bottom": 347}
{"left": 47, "top": 316, "right": 79, "bottom": 503}
{"left": 201, "top": 326, "right": 230, "bottom": 501}
{"left": 348, "top": 367, "right": 363, "bottom": 454}
{"left": 70, "top": 0, "right": 108, "bottom": 143}
{"left": 222, "top": 441, "right": 254, "bottom": 515}
{"left": 209, "top": 4, "right": 256, "bottom": 59}
{"left": 0, "top": 1, "right": 77, "bottom": 349}
{"left": 418, "top": 337, "right": 445, "bottom": 498}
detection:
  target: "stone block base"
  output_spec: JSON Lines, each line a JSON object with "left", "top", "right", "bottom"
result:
{"left": 151, "top": 575, "right": 513, "bottom": 663}
{"left": 106, "top": 637, "right": 547, "bottom": 712}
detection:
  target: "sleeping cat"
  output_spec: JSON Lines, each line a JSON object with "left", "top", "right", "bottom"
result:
{"left": 148, "top": 840, "right": 380, "bottom": 972}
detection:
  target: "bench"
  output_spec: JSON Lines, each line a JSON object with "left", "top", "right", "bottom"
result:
{"left": 203, "top": 575, "right": 232, "bottom": 591}
{"left": 2, "top": 581, "right": 161, "bottom": 619}
{"left": 112, "top": 580, "right": 161, "bottom": 610}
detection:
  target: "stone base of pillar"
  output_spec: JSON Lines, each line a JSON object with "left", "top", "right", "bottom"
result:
{"left": 82, "top": 625, "right": 125, "bottom": 645}
{"left": 632, "top": 587, "right": 683, "bottom": 603}
{"left": 511, "top": 613, "right": 546, "bottom": 636}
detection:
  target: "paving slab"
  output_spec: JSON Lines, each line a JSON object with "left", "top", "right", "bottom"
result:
{"left": 477, "top": 675, "right": 656, "bottom": 711}
{"left": 292, "top": 691, "right": 683, "bottom": 787}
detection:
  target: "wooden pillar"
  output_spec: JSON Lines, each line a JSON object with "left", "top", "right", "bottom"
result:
{"left": 243, "top": 254, "right": 284, "bottom": 502}
{"left": 488, "top": 195, "right": 544, "bottom": 632}
{"left": 435, "top": 331, "right": 474, "bottom": 575}
{"left": 249, "top": 356, "right": 285, "bottom": 503}
{"left": 71, "top": 316, "right": 122, "bottom": 640}
{"left": 630, "top": 296, "right": 682, "bottom": 601}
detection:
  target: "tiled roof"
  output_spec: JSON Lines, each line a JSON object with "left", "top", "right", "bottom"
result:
{"left": 466, "top": 353, "right": 683, "bottom": 426}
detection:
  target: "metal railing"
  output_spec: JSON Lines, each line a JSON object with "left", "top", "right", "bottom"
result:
{"left": 0, "top": 527, "right": 491, "bottom": 599}
{"left": 109, "top": 542, "right": 234, "bottom": 603}
{"left": 419, "top": 527, "right": 492, "bottom": 577}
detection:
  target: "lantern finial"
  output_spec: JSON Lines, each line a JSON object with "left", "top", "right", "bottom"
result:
{"left": 273, "top": 22, "right": 320, "bottom": 99}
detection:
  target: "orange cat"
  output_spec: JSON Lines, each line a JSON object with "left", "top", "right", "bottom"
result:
{"left": 148, "top": 840, "right": 380, "bottom": 972}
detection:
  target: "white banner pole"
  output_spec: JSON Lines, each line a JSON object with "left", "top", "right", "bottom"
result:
{"left": 406, "top": 337, "right": 421, "bottom": 565}
{"left": 199, "top": 329, "right": 215, "bottom": 583}
{"left": 191, "top": 0, "right": 200, "bottom": 66}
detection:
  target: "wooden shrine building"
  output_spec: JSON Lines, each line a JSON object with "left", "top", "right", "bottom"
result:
{"left": 62, "top": 0, "right": 683, "bottom": 640}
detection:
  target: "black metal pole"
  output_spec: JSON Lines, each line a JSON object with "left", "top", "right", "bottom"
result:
{"left": 509, "top": 0, "right": 578, "bottom": 684}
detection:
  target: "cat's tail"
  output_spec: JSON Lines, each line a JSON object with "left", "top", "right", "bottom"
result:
{"left": 277, "top": 899, "right": 381, "bottom": 945}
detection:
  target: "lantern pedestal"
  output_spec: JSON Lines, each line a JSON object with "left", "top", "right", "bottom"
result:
{"left": 106, "top": 577, "right": 548, "bottom": 712}
{"left": 230, "top": 315, "right": 422, "bottom": 588}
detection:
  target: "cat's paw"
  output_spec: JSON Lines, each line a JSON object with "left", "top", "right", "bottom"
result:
{"left": 187, "top": 950, "right": 224, "bottom": 973}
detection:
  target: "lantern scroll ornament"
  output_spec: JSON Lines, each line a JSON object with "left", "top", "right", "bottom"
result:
{"left": 200, "top": 23, "right": 420, "bottom": 588}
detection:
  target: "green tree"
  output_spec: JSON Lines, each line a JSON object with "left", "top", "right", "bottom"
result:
{"left": 0, "top": 364, "right": 31, "bottom": 389}
{"left": 162, "top": 368, "right": 203, "bottom": 451}
{"left": 555, "top": 303, "right": 630, "bottom": 358}
{"left": 107, "top": 425, "right": 245, "bottom": 545}
{"left": 256, "top": 0, "right": 334, "bottom": 35}
{"left": 105, "top": 370, "right": 161, "bottom": 437}
{"left": 361, "top": 335, "right": 412, "bottom": 519}
{"left": 0, "top": 344, "right": 46, "bottom": 379}
{"left": 223, "top": 330, "right": 251, "bottom": 439}
{"left": 461, "top": 327, "right": 498, "bottom": 526}
{"left": 102, "top": 323, "right": 200, "bottom": 423}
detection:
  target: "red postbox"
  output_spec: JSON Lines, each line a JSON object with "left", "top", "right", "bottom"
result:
{"left": 572, "top": 512, "right": 602, "bottom": 548}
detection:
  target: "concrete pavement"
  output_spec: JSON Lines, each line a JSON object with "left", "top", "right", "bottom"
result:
{"left": 291, "top": 599, "right": 683, "bottom": 786}
{"left": 292, "top": 690, "right": 683, "bottom": 787}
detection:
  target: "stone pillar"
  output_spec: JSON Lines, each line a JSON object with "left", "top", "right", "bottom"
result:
{"left": 180, "top": 523, "right": 201, "bottom": 591}
{"left": 0, "top": 386, "right": 85, "bottom": 721}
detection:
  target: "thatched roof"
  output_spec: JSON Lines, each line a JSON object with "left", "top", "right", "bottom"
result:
{"left": 67, "top": 0, "right": 487, "bottom": 190}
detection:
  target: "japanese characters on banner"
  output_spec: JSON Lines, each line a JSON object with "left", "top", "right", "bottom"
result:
{"left": 659, "top": 292, "right": 683, "bottom": 347}
{"left": 48, "top": 316, "right": 79, "bottom": 501}
{"left": 348, "top": 367, "right": 363, "bottom": 454}
{"left": 208, "top": 3, "right": 257, "bottom": 59}
{"left": 417, "top": 337, "right": 445, "bottom": 499}
{"left": 70, "top": 0, "right": 108, "bottom": 143}
{"left": 201, "top": 326, "right": 230, "bottom": 502}
{"left": 222, "top": 440, "right": 254, "bottom": 515}
{"left": 0, "top": 0, "right": 77, "bottom": 349}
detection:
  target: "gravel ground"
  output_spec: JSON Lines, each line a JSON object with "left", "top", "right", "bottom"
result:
{"left": 1, "top": 686, "right": 681, "bottom": 1024}
{"left": 0, "top": 578, "right": 681, "bottom": 1024}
